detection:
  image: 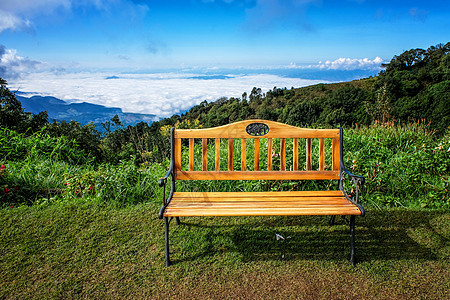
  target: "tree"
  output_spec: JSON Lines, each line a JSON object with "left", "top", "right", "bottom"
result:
{"left": 0, "top": 78, "right": 48, "bottom": 133}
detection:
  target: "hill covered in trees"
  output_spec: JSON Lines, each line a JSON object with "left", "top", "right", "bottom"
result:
{"left": 1, "top": 43, "right": 449, "bottom": 165}
{"left": 1, "top": 43, "right": 449, "bottom": 209}
{"left": 172, "top": 43, "right": 449, "bottom": 131}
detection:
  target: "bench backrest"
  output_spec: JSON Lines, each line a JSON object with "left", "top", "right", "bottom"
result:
{"left": 170, "top": 119, "right": 342, "bottom": 181}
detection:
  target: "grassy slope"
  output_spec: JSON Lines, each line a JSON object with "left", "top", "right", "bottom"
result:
{"left": 1, "top": 202, "right": 449, "bottom": 299}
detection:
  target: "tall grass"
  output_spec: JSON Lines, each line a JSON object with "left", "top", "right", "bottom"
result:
{"left": 1, "top": 124, "right": 449, "bottom": 209}
{"left": 345, "top": 123, "right": 449, "bottom": 208}
{"left": 175, "top": 123, "right": 449, "bottom": 208}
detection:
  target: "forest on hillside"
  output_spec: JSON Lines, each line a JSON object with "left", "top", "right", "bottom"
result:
{"left": 1, "top": 43, "right": 449, "bottom": 208}
{"left": 1, "top": 43, "right": 449, "bottom": 165}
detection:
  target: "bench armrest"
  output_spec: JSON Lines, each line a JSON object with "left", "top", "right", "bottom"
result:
{"left": 342, "top": 166, "right": 365, "bottom": 185}
{"left": 158, "top": 161, "right": 175, "bottom": 219}
{"left": 339, "top": 166, "right": 365, "bottom": 216}
{"left": 158, "top": 166, "right": 173, "bottom": 187}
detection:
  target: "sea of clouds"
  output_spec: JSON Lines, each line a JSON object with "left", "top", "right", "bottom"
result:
{"left": 9, "top": 71, "right": 333, "bottom": 119}
{"left": 3, "top": 44, "right": 384, "bottom": 120}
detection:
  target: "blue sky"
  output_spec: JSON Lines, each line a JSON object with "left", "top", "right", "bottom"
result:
{"left": 0, "top": 0, "right": 449, "bottom": 118}
{"left": 2, "top": 0, "right": 449, "bottom": 72}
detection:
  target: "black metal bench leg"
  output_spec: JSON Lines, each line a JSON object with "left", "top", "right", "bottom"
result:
{"left": 165, "top": 217, "right": 171, "bottom": 267}
{"left": 176, "top": 217, "right": 181, "bottom": 225}
{"left": 350, "top": 215, "right": 356, "bottom": 266}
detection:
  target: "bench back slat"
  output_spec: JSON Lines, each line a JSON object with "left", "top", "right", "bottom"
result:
{"left": 319, "top": 138, "right": 325, "bottom": 171}
{"left": 306, "top": 138, "right": 312, "bottom": 170}
{"left": 332, "top": 137, "right": 340, "bottom": 171}
{"left": 215, "top": 138, "right": 220, "bottom": 171}
{"left": 189, "top": 138, "right": 194, "bottom": 171}
{"left": 172, "top": 119, "right": 341, "bottom": 180}
{"left": 254, "top": 139, "right": 260, "bottom": 171}
{"left": 293, "top": 138, "right": 299, "bottom": 171}
{"left": 202, "top": 138, "right": 208, "bottom": 171}
{"left": 228, "top": 139, "right": 233, "bottom": 171}
{"left": 241, "top": 138, "right": 247, "bottom": 171}
{"left": 267, "top": 138, "right": 273, "bottom": 171}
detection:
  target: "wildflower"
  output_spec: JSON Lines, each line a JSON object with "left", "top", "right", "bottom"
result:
{"left": 0, "top": 165, "right": 5, "bottom": 170}
{"left": 10, "top": 205, "right": 13, "bottom": 208}
{"left": 5, "top": 188, "right": 11, "bottom": 194}
{"left": 64, "top": 182, "right": 69, "bottom": 186}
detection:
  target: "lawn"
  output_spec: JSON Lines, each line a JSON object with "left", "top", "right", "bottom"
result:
{"left": 1, "top": 202, "right": 449, "bottom": 299}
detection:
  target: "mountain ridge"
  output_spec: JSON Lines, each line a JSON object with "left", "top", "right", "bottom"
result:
{"left": 16, "top": 94, "right": 157, "bottom": 129}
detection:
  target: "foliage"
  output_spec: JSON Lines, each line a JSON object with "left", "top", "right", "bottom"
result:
{"left": 1, "top": 42, "right": 449, "bottom": 209}
{"left": 377, "top": 42, "right": 450, "bottom": 130}
{"left": 0, "top": 79, "right": 48, "bottom": 134}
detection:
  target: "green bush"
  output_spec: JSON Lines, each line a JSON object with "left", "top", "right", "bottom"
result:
{"left": 0, "top": 127, "right": 90, "bottom": 164}
{"left": 62, "top": 160, "right": 161, "bottom": 205}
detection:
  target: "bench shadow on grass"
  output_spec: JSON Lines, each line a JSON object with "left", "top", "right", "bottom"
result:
{"left": 171, "top": 210, "right": 448, "bottom": 264}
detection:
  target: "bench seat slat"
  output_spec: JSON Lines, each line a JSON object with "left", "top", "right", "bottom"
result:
{"left": 163, "top": 191, "right": 362, "bottom": 217}
{"left": 174, "top": 191, "right": 344, "bottom": 197}
{"left": 164, "top": 208, "right": 361, "bottom": 217}
{"left": 170, "top": 199, "right": 352, "bottom": 205}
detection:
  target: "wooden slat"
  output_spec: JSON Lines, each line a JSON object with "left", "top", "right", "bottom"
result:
{"left": 175, "top": 170, "right": 340, "bottom": 180}
{"left": 280, "top": 138, "right": 286, "bottom": 171}
{"left": 189, "top": 138, "right": 194, "bottom": 171}
{"left": 215, "top": 138, "right": 220, "bottom": 171}
{"left": 175, "top": 120, "right": 340, "bottom": 139}
{"left": 293, "top": 138, "right": 298, "bottom": 171}
{"left": 267, "top": 138, "right": 273, "bottom": 171}
{"left": 166, "top": 190, "right": 362, "bottom": 217}
{"left": 254, "top": 139, "right": 260, "bottom": 171}
{"left": 165, "top": 210, "right": 361, "bottom": 217}
{"left": 306, "top": 138, "right": 312, "bottom": 170}
{"left": 332, "top": 137, "right": 340, "bottom": 170}
{"left": 164, "top": 206, "right": 361, "bottom": 217}
{"left": 172, "top": 197, "right": 351, "bottom": 205}
{"left": 172, "top": 200, "right": 352, "bottom": 206}
{"left": 319, "top": 138, "right": 325, "bottom": 171}
{"left": 228, "top": 138, "right": 234, "bottom": 171}
{"left": 170, "top": 202, "right": 356, "bottom": 209}
{"left": 174, "top": 138, "right": 181, "bottom": 172}
{"left": 241, "top": 138, "right": 247, "bottom": 171}
{"left": 202, "top": 138, "right": 208, "bottom": 171}
{"left": 174, "top": 191, "right": 345, "bottom": 197}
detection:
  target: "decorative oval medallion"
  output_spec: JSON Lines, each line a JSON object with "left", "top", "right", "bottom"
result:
{"left": 246, "top": 122, "right": 269, "bottom": 136}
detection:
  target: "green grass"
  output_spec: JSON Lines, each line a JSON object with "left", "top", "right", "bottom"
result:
{"left": 1, "top": 203, "right": 449, "bottom": 299}
{"left": 1, "top": 123, "right": 449, "bottom": 298}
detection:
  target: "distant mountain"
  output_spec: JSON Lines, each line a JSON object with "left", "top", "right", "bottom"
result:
{"left": 16, "top": 94, "right": 157, "bottom": 129}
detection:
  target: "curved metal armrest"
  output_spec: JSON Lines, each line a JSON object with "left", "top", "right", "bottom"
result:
{"left": 340, "top": 166, "right": 365, "bottom": 215}
{"left": 158, "top": 164, "right": 175, "bottom": 219}
{"left": 342, "top": 167, "right": 365, "bottom": 185}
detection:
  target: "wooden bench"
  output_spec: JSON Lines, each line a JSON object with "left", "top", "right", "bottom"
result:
{"left": 158, "top": 120, "right": 365, "bottom": 266}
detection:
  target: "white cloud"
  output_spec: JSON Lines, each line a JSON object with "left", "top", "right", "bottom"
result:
{"left": 0, "top": 0, "right": 119, "bottom": 33}
{"left": 317, "top": 57, "right": 384, "bottom": 70}
{"left": 286, "top": 57, "right": 385, "bottom": 71}
{"left": 9, "top": 71, "right": 329, "bottom": 118}
{"left": 0, "top": 0, "right": 71, "bottom": 32}
{"left": 0, "top": 45, "right": 42, "bottom": 79}
{"left": 0, "top": 10, "right": 32, "bottom": 32}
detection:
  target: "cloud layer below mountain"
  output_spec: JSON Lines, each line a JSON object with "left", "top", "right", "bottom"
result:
{"left": 10, "top": 71, "right": 330, "bottom": 118}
